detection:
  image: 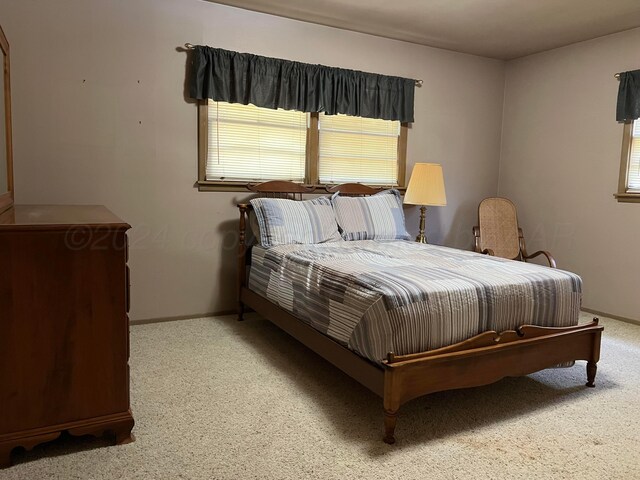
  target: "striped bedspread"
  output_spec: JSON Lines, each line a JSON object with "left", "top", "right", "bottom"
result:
{"left": 248, "top": 240, "right": 582, "bottom": 364}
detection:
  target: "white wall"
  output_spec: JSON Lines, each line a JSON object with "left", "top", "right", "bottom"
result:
{"left": 499, "top": 28, "right": 640, "bottom": 321}
{"left": 0, "top": 0, "right": 505, "bottom": 320}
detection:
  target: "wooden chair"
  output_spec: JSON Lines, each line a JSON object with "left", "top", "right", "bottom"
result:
{"left": 473, "top": 197, "right": 556, "bottom": 268}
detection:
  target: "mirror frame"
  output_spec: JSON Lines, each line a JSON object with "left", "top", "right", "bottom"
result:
{"left": 0, "top": 24, "right": 13, "bottom": 215}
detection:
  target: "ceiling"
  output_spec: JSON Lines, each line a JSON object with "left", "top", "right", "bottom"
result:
{"left": 209, "top": 0, "right": 640, "bottom": 60}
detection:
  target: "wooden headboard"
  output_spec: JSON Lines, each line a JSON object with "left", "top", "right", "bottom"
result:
{"left": 244, "top": 181, "right": 383, "bottom": 199}
{"left": 324, "top": 183, "right": 383, "bottom": 197}
{"left": 247, "top": 180, "right": 315, "bottom": 200}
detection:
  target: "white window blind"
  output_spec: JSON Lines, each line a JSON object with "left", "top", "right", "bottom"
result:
{"left": 206, "top": 101, "right": 308, "bottom": 182}
{"left": 628, "top": 119, "right": 640, "bottom": 192}
{"left": 318, "top": 114, "right": 400, "bottom": 185}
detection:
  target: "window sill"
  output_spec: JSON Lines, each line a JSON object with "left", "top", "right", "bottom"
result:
{"left": 197, "top": 180, "right": 405, "bottom": 193}
{"left": 614, "top": 192, "right": 640, "bottom": 203}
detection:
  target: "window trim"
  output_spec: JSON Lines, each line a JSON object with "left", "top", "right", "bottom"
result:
{"left": 615, "top": 120, "right": 640, "bottom": 203}
{"left": 196, "top": 102, "right": 408, "bottom": 192}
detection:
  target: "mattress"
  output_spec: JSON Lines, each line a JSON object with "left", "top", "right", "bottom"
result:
{"left": 248, "top": 240, "right": 582, "bottom": 364}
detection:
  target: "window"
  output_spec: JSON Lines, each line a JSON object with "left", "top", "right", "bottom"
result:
{"left": 616, "top": 119, "right": 640, "bottom": 202}
{"left": 198, "top": 101, "right": 407, "bottom": 191}
{"left": 318, "top": 114, "right": 400, "bottom": 185}
{"left": 204, "top": 101, "right": 308, "bottom": 183}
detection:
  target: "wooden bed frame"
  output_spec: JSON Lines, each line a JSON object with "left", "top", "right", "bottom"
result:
{"left": 236, "top": 181, "right": 603, "bottom": 444}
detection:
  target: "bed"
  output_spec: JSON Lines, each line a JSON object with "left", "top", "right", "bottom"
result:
{"left": 236, "top": 181, "right": 603, "bottom": 444}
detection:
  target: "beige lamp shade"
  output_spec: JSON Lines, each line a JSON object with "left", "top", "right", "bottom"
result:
{"left": 403, "top": 163, "right": 447, "bottom": 206}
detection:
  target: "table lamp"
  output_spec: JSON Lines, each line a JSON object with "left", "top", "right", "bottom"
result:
{"left": 403, "top": 163, "right": 447, "bottom": 243}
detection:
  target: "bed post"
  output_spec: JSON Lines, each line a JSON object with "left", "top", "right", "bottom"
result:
{"left": 383, "top": 355, "right": 401, "bottom": 444}
{"left": 237, "top": 204, "right": 249, "bottom": 321}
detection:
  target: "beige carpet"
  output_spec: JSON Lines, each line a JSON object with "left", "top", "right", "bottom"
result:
{"left": 2, "top": 312, "right": 639, "bottom": 479}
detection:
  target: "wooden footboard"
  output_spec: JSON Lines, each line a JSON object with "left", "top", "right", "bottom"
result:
{"left": 380, "top": 320, "right": 603, "bottom": 443}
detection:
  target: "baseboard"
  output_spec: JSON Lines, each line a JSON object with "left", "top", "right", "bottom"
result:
{"left": 582, "top": 307, "right": 640, "bottom": 327}
{"left": 130, "top": 310, "right": 236, "bottom": 326}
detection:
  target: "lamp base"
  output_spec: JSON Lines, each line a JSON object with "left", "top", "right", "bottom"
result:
{"left": 415, "top": 205, "right": 428, "bottom": 244}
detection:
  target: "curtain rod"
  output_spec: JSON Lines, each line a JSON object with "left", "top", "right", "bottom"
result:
{"left": 183, "top": 43, "right": 423, "bottom": 87}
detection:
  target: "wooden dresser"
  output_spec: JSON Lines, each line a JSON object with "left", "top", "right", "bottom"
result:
{"left": 0, "top": 205, "right": 134, "bottom": 468}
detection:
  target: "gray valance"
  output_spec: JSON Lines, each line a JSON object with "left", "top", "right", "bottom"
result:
{"left": 188, "top": 46, "right": 415, "bottom": 123}
{"left": 616, "top": 69, "right": 640, "bottom": 122}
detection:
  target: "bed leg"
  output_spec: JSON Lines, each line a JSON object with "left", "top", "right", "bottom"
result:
{"left": 237, "top": 302, "right": 245, "bottom": 321}
{"left": 586, "top": 361, "right": 597, "bottom": 387}
{"left": 383, "top": 409, "right": 398, "bottom": 444}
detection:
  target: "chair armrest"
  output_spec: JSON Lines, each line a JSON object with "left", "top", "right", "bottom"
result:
{"left": 523, "top": 250, "right": 557, "bottom": 268}
{"left": 473, "top": 226, "right": 494, "bottom": 255}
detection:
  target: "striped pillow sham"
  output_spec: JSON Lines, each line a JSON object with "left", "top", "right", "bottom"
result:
{"left": 331, "top": 189, "right": 410, "bottom": 241}
{"left": 250, "top": 197, "right": 342, "bottom": 247}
